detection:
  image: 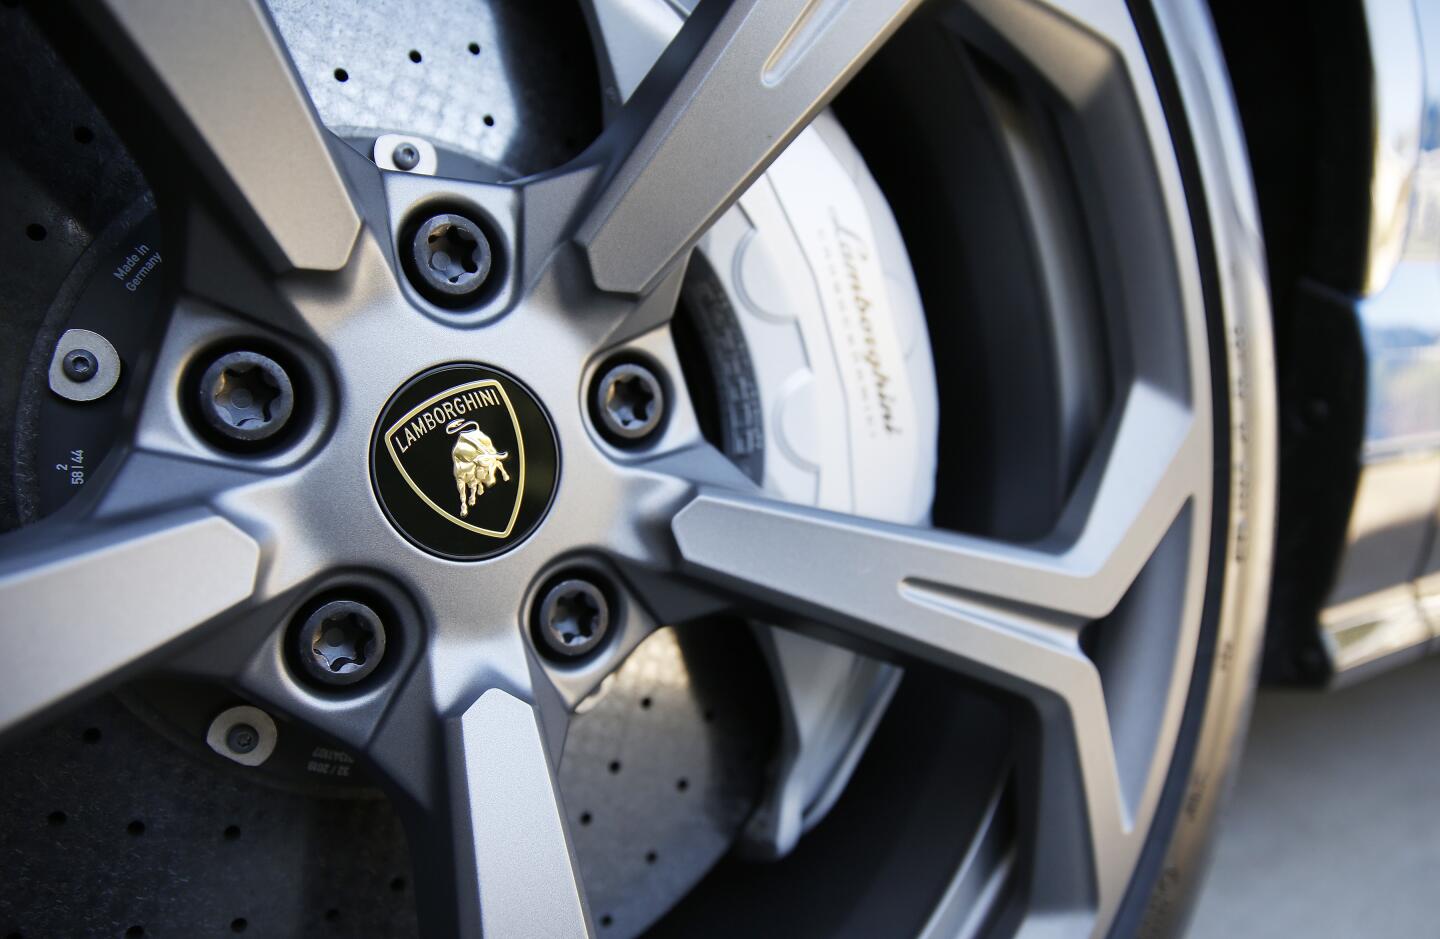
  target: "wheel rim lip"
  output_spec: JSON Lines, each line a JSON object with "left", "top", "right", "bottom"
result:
{"left": 879, "top": 0, "right": 1226, "bottom": 933}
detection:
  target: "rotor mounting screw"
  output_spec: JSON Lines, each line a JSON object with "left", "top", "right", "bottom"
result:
{"left": 61, "top": 348, "right": 99, "bottom": 383}
{"left": 408, "top": 212, "right": 494, "bottom": 303}
{"left": 225, "top": 724, "right": 259, "bottom": 754}
{"left": 296, "top": 599, "right": 387, "bottom": 687}
{"left": 594, "top": 361, "right": 665, "bottom": 444}
{"left": 49, "top": 328, "right": 121, "bottom": 403}
{"left": 392, "top": 141, "right": 421, "bottom": 171}
{"left": 197, "top": 350, "right": 295, "bottom": 443}
{"left": 205, "top": 705, "right": 278, "bottom": 767}
{"left": 536, "top": 578, "right": 611, "bottom": 659}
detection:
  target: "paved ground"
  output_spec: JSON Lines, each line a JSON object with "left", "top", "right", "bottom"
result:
{"left": 1187, "top": 655, "right": 1440, "bottom": 937}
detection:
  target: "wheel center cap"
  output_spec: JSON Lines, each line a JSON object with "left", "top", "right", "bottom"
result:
{"left": 371, "top": 362, "right": 558, "bottom": 560}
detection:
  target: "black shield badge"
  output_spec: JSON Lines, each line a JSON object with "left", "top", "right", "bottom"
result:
{"left": 371, "top": 363, "right": 558, "bottom": 560}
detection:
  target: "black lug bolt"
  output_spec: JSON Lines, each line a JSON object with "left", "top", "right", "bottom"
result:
{"left": 535, "top": 578, "right": 610, "bottom": 659}
{"left": 408, "top": 213, "right": 494, "bottom": 303}
{"left": 594, "top": 361, "right": 665, "bottom": 444}
{"left": 392, "top": 142, "right": 421, "bottom": 171}
{"left": 197, "top": 350, "right": 295, "bottom": 443}
{"left": 226, "top": 723, "right": 259, "bottom": 754}
{"left": 61, "top": 348, "right": 99, "bottom": 383}
{"left": 296, "top": 599, "right": 387, "bottom": 687}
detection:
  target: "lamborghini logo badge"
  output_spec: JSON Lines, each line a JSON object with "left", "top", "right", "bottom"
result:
{"left": 382, "top": 379, "right": 526, "bottom": 538}
{"left": 372, "top": 363, "right": 558, "bottom": 561}
{"left": 445, "top": 418, "right": 512, "bottom": 516}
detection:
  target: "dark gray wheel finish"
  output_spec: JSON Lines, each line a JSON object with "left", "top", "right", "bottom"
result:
{"left": 0, "top": 0, "right": 1277, "bottom": 937}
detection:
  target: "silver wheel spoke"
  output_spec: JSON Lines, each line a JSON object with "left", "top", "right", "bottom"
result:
{"left": 674, "top": 383, "right": 1201, "bottom": 631}
{"left": 449, "top": 690, "right": 591, "bottom": 937}
{"left": 670, "top": 381, "right": 1206, "bottom": 919}
{"left": 77, "top": 0, "right": 361, "bottom": 273}
{"left": 580, "top": 0, "right": 684, "bottom": 107}
{"left": 676, "top": 482, "right": 1132, "bottom": 917}
{"left": 577, "top": 0, "right": 922, "bottom": 295}
{"left": 393, "top": 689, "right": 591, "bottom": 938}
{"left": 0, "top": 510, "right": 259, "bottom": 736}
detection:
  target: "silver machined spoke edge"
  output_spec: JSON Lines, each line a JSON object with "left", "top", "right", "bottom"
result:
{"left": 77, "top": 0, "right": 361, "bottom": 273}
{"left": 577, "top": 0, "right": 923, "bottom": 295}
{"left": 0, "top": 509, "right": 259, "bottom": 736}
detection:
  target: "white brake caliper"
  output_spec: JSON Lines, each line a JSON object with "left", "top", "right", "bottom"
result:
{"left": 590, "top": 0, "right": 939, "bottom": 858}
{"left": 697, "top": 111, "right": 938, "bottom": 856}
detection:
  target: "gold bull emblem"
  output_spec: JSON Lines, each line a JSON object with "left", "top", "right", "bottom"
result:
{"left": 445, "top": 418, "right": 511, "bottom": 517}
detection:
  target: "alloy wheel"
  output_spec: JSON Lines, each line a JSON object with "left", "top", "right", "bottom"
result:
{"left": 0, "top": 0, "right": 1275, "bottom": 937}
